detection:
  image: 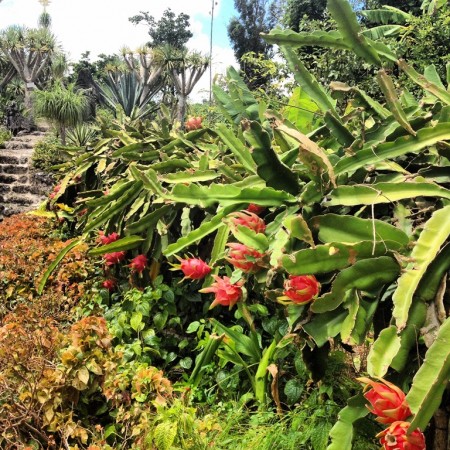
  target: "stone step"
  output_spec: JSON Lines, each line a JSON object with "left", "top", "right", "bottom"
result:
{"left": 17, "top": 130, "right": 47, "bottom": 137}
{"left": 0, "top": 194, "right": 40, "bottom": 206}
{"left": 0, "top": 202, "right": 44, "bottom": 218}
{"left": 4, "top": 141, "right": 34, "bottom": 150}
{"left": 0, "top": 164, "right": 28, "bottom": 175}
{"left": 0, "top": 155, "right": 29, "bottom": 165}
{"left": 0, "top": 173, "right": 28, "bottom": 184}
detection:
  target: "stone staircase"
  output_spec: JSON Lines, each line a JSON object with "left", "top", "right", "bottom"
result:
{"left": 0, "top": 131, "right": 53, "bottom": 221}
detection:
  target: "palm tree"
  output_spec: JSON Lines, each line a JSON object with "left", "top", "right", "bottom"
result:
{"left": 0, "top": 26, "right": 57, "bottom": 110}
{"left": 33, "top": 83, "right": 89, "bottom": 145}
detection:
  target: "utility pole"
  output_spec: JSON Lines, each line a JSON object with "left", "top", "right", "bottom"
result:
{"left": 209, "top": 0, "right": 217, "bottom": 106}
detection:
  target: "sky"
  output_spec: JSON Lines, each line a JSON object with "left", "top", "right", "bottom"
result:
{"left": 0, "top": 0, "right": 238, "bottom": 101}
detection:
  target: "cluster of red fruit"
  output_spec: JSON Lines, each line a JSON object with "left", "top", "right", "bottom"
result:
{"left": 172, "top": 205, "right": 320, "bottom": 309}
{"left": 98, "top": 231, "right": 148, "bottom": 291}
{"left": 185, "top": 116, "right": 203, "bottom": 131}
{"left": 48, "top": 184, "right": 61, "bottom": 200}
{"left": 359, "top": 377, "right": 426, "bottom": 450}
{"left": 96, "top": 205, "right": 321, "bottom": 308}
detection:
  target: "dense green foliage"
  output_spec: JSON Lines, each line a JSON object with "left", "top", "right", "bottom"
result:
{"left": 0, "top": 126, "right": 11, "bottom": 147}
{"left": 228, "top": 0, "right": 279, "bottom": 88}
{"left": 1, "top": 0, "right": 449, "bottom": 449}
{"left": 33, "top": 83, "right": 89, "bottom": 144}
{"left": 129, "top": 8, "right": 193, "bottom": 50}
{"left": 31, "top": 134, "right": 64, "bottom": 172}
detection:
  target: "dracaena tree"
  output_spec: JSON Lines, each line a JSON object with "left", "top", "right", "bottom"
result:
{"left": 0, "top": 25, "right": 57, "bottom": 110}
{"left": 165, "top": 49, "right": 209, "bottom": 125}
{"left": 0, "top": 53, "right": 15, "bottom": 92}
{"left": 120, "top": 45, "right": 164, "bottom": 101}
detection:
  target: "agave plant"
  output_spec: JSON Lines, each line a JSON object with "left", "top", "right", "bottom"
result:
{"left": 97, "top": 71, "right": 160, "bottom": 121}
{"left": 66, "top": 123, "right": 98, "bottom": 147}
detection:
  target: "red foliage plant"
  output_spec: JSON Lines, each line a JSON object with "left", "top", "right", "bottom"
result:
{"left": 0, "top": 214, "right": 98, "bottom": 318}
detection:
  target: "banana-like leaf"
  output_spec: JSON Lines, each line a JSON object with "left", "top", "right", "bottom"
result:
{"left": 303, "top": 307, "right": 348, "bottom": 347}
{"left": 159, "top": 170, "right": 219, "bottom": 184}
{"left": 399, "top": 60, "right": 450, "bottom": 105}
{"left": 129, "top": 166, "right": 165, "bottom": 197}
{"left": 168, "top": 184, "right": 296, "bottom": 208}
{"left": 312, "top": 256, "right": 399, "bottom": 313}
{"left": 424, "top": 65, "right": 446, "bottom": 90}
{"left": 163, "top": 205, "right": 241, "bottom": 257}
{"left": 83, "top": 181, "right": 144, "bottom": 234}
{"left": 325, "top": 181, "right": 450, "bottom": 206}
{"left": 327, "top": 0, "right": 381, "bottom": 66}
{"left": 215, "top": 124, "right": 256, "bottom": 174}
{"left": 327, "top": 394, "right": 369, "bottom": 450}
{"left": 324, "top": 111, "right": 355, "bottom": 147}
{"left": 125, "top": 205, "right": 173, "bottom": 235}
{"left": 88, "top": 235, "right": 145, "bottom": 256}
{"left": 37, "top": 239, "right": 82, "bottom": 295}
{"left": 377, "top": 69, "right": 416, "bottom": 135}
{"left": 262, "top": 29, "right": 348, "bottom": 50}
{"left": 243, "top": 120, "right": 300, "bottom": 195}
{"left": 282, "top": 241, "right": 395, "bottom": 275}
{"left": 360, "top": 7, "right": 413, "bottom": 24}
{"left": 391, "top": 301, "right": 427, "bottom": 372}
{"left": 406, "top": 317, "right": 450, "bottom": 432}
{"left": 393, "top": 205, "right": 450, "bottom": 329}
{"left": 421, "top": 0, "right": 447, "bottom": 15}
{"left": 361, "top": 24, "right": 407, "bottom": 40}
{"left": 284, "top": 87, "right": 320, "bottom": 134}
{"left": 335, "top": 123, "right": 450, "bottom": 175}
{"left": 277, "top": 123, "right": 337, "bottom": 187}
{"left": 416, "top": 243, "right": 450, "bottom": 302}
{"left": 312, "top": 214, "right": 409, "bottom": 249}
{"left": 367, "top": 325, "right": 402, "bottom": 377}
{"left": 231, "top": 225, "right": 269, "bottom": 253}
{"left": 280, "top": 46, "right": 339, "bottom": 117}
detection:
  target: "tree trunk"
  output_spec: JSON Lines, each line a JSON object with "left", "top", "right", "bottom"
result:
{"left": 24, "top": 82, "right": 36, "bottom": 127}
{"left": 60, "top": 125, "right": 66, "bottom": 146}
{"left": 177, "top": 94, "right": 187, "bottom": 128}
{"left": 431, "top": 408, "right": 449, "bottom": 450}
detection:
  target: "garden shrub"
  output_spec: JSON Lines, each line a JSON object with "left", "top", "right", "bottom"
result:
{"left": 0, "top": 214, "right": 98, "bottom": 319}
{"left": 31, "top": 135, "right": 65, "bottom": 173}
{"left": 0, "top": 126, "right": 11, "bottom": 147}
